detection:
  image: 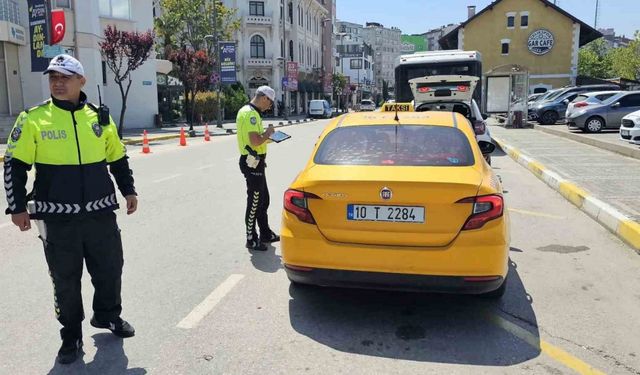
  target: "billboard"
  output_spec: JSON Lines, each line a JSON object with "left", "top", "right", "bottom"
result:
{"left": 286, "top": 61, "right": 298, "bottom": 91}
{"left": 400, "top": 35, "right": 427, "bottom": 54}
{"left": 219, "top": 42, "right": 237, "bottom": 85}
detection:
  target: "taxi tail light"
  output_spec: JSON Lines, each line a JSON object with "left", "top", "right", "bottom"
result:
{"left": 473, "top": 120, "right": 486, "bottom": 135}
{"left": 574, "top": 102, "right": 589, "bottom": 108}
{"left": 418, "top": 87, "right": 431, "bottom": 93}
{"left": 457, "top": 85, "right": 469, "bottom": 92}
{"left": 457, "top": 195, "right": 504, "bottom": 230}
{"left": 284, "top": 189, "right": 320, "bottom": 224}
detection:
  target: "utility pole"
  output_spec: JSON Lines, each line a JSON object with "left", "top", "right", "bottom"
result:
{"left": 282, "top": 4, "right": 288, "bottom": 120}
{"left": 594, "top": 0, "right": 600, "bottom": 28}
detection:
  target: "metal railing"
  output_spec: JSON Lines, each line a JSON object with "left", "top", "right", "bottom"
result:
{"left": 0, "top": 0, "right": 21, "bottom": 26}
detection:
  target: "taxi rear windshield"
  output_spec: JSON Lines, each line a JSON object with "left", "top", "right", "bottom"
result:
{"left": 314, "top": 125, "right": 475, "bottom": 166}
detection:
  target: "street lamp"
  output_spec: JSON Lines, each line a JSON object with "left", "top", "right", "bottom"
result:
{"left": 335, "top": 32, "right": 348, "bottom": 113}
{"left": 281, "top": 8, "right": 289, "bottom": 121}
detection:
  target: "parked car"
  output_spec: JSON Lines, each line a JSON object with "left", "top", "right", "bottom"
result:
{"left": 620, "top": 109, "right": 640, "bottom": 144}
{"left": 527, "top": 89, "right": 562, "bottom": 120}
{"left": 309, "top": 99, "right": 332, "bottom": 119}
{"left": 565, "top": 91, "right": 621, "bottom": 119}
{"left": 566, "top": 91, "right": 640, "bottom": 132}
{"left": 528, "top": 93, "right": 544, "bottom": 104}
{"left": 531, "top": 84, "right": 621, "bottom": 125}
{"left": 409, "top": 75, "right": 494, "bottom": 165}
{"left": 359, "top": 99, "right": 376, "bottom": 111}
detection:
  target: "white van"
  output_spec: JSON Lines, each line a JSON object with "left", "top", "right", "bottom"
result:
{"left": 309, "top": 100, "right": 332, "bottom": 119}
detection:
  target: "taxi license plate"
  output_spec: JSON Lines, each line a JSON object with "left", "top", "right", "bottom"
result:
{"left": 621, "top": 129, "right": 630, "bottom": 136}
{"left": 347, "top": 204, "right": 425, "bottom": 223}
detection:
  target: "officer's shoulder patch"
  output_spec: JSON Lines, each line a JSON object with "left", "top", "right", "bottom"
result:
{"left": 24, "top": 99, "right": 51, "bottom": 114}
{"left": 250, "top": 117, "right": 257, "bottom": 125}
{"left": 10, "top": 127, "right": 22, "bottom": 142}
{"left": 92, "top": 123, "right": 103, "bottom": 138}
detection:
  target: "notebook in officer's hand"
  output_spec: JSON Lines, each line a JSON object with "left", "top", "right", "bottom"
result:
{"left": 269, "top": 130, "right": 291, "bottom": 143}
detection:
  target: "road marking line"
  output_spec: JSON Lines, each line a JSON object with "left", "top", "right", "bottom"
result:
{"left": 488, "top": 314, "right": 605, "bottom": 375}
{"left": 153, "top": 174, "right": 182, "bottom": 184}
{"left": 177, "top": 274, "right": 245, "bottom": 329}
{"left": 508, "top": 208, "right": 564, "bottom": 220}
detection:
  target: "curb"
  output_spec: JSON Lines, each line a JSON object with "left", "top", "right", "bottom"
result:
{"left": 494, "top": 136, "right": 640, "bottom": 253}
{"left": 533, "top": 124, "right": 640, "bottom": 161}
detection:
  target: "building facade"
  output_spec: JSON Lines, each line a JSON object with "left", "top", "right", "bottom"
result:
{"left": 0, "top": 0, "right": 159, "bottom": 140}
{"left": 599, "top": 28, "right": 633, "bottom": 50}
{"left": 422, "top": 24, "right": 457, "bottom": 51}
{"left": 440, "top": 0, "right": 601, "bottom": 92}
{"left": 362, "top": 22, "right": 401, "bottom": 100}
{"left": 221, "top": 0, "right": 329, "bottom": 115}
{"left": 335, "top": 20, "right": 375, "bottom": 105}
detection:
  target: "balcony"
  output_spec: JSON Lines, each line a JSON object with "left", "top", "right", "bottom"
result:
{"left": 245, "top": 58, "right": 274, "bottom": 67}
{"left": 244, "top": 15, "right": 273, "bottom": 26}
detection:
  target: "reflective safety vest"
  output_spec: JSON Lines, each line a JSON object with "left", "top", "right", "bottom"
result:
{"left": 236, "top": 104, "right": 267, "bottom": 156}
{"left": 3, "top": 93, "right": 135, "bottom": 219}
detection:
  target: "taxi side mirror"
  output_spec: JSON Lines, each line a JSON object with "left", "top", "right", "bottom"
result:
{"left": 478, "top": 141, "right": 496, "bottom": 155}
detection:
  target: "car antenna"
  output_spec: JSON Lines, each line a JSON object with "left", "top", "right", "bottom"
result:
{"left": 394, "top": 104, "right": 400, "bottom": 122}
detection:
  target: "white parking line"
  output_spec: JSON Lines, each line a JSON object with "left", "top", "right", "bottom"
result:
{"left": 153, "top": 174, "right": 182, "bottom": 184}
{"left": 177, "top": 274, "right": 245, "bottom": 329}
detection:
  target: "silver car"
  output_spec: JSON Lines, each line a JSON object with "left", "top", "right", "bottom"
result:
{"left": 566, "top": 91, "right": 640, "bottom": 132}
{"left": 565, "top": 91, "right": 621, "bottom": 119}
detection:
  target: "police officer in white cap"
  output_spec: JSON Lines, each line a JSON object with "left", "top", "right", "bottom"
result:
{"left": 236, "top": 86, "right": 280, "bottom": 251}
{"left": 2, "top": 54, "right": 137, "bottom": 364}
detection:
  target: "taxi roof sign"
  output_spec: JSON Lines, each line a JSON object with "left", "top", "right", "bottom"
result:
{"left": 381, "top": 102, "right": 414, "bottom": 112}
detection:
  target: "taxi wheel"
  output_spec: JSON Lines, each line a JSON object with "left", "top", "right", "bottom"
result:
{"left": 481, "top": 279, "right": 507, "bottom": 299}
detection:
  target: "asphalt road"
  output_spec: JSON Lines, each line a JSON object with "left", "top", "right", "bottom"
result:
{"left": 1, "top": 119, "right": 639, "bottom": 375}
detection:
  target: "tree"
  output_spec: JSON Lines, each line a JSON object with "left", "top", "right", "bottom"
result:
{"left": 168, "top": 49, "right": 213, "bottom": 127}
{"left": 155, "top": 0, "right": 240, "bottom": 127}
{"left": 382, "top": 80, "right": 389, "bottom": 102}
{"left": 610, "top": 32, "right": 640, "bottom": 80}
{"left": 578, "top": 38, "right": 613, "bottom": 79}
{"left": 99, "top": 25, "right": 154, "bottom": 138}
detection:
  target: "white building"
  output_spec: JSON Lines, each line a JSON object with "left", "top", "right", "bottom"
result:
{"left": 335, "top": 20, "right": 375, "bottom": 105}
{"left": 0, "top": 0, "right": 159, "bottom": 140}
{"left": 221, "top": 0, "right": 329, "bottom": 115}
{"left": 361, "top": 22, "right": 401, "bottom": 100}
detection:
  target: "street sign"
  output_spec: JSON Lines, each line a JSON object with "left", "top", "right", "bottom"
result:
{"left": 219, "top": 42, "right": 237, "bottom": 84}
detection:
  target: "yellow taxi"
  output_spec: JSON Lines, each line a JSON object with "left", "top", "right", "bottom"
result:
{"left": 281, "top": 106, "right": 510, "bottom": 298}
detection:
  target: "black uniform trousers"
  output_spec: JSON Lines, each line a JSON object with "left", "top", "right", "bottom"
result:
{"left": 239, "top": 154, "right": 271, "bottom": 241}
{"left": 42, "top": 212, "right": 123, "bottom": 340}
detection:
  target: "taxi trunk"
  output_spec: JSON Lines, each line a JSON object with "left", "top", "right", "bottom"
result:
{"left": 297, "top": 165, "right": 483, "bottom": 247}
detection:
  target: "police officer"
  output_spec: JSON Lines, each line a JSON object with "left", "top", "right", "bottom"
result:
{"left": 3, "top": 55, "right": 137, "bottom": 364}
{"left": 237, "top": 86, "right": 280, "bottom": 251}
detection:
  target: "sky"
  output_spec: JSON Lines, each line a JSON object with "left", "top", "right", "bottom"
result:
{"left": 337, "top": 0, "right": 639, "bottom": 38}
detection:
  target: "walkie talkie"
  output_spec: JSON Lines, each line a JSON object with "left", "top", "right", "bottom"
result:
{"left": 96, "top": 85, "right": 110, "bottom": 126}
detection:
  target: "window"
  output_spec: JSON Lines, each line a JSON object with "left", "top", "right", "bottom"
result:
{"left": 506, "top": 13, "right": 516, "bottom": 28}
{"left": 249, "top": 1, "right": 265, "bottom": 16}
{"left": 501, "top": 42, "right": 509, "bottom": 54}
{"left": 620, "top": 94, "right": 640, "bottom": 107}
{"left": 250, "top": 35, "right": 265, "bottom": 58}
{"left": 53, "top": 0, "right": 71, "bottom": 8}
{"left": 289, "top": 40, "right": 294, "bottom": 61}
{"left": 99, "top": 0, "right": 131, "bottom": 19}
{"left": 288, "top": 2, "right": 293, "bottom": 23}
{"left": 336, "top": 57, "right": 340, "bottom": 67}
{"left": 521, "top": 14, "right": 529, "bottom": 27}
{"left": 281, "top": 39, "right": 284, "bottom": 58}
{"left": 350, "top": 59, "right": 362, "bottom": 69}
{"left": 314, "top": 126, "right": 474, "bottom": 167}
{"left": 501, "top": 39, "right": 510, "bottom": 55}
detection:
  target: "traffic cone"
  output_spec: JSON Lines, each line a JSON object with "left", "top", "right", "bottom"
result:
{"left": 204, "top": 124, "right": 211, "bottom": 142}
{"left": 179, "top": 127, "right": 187, "bottom": 146}
{"left": 141, "top": 130, "right": 151, "bottom": 154}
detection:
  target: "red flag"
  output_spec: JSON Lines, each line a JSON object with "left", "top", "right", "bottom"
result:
{"left": 50, "top": 9, "right": 65, "bottom": 45}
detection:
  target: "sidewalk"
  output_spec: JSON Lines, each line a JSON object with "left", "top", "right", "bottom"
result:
{"left": 490, "top": 121, "right": 640, "bottom": 251}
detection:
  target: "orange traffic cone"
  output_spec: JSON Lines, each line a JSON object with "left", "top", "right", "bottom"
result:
{"left": 179, "top": 127, "right": 187, "bottom": 146}
{"left": 141, "top": 130, "right": 151, "bottom": 154}
{"left": 204, "top": 124, "right": 211, "bottom": 142}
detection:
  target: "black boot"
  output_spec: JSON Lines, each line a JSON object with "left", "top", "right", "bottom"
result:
{"left": 246, "top": 236, "right": 268, "bottom": 251}
{"left": 90, "top": 316, "right": 135, "bottom": 338}
{"left": 260, "top": 230, "right": 280, "bottom": 243}
{"left": 57, "top": 337, "right": 83, "bottom": 364}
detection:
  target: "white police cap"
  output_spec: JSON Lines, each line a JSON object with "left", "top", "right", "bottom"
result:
{"left": 256, "top": 86, "right": 275, "bottom": 102}
{"left": 44, "top": 54, "right": 85, "bottom": 77}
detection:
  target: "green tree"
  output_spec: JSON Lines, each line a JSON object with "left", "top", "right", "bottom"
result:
{"left": 155, "top": 0, "right": 240, "bottom": 126}
{"left": 578, "top": 38, "right": 614, "bottom": 79}
{"left": 332, "top": 73, "right": 347, "bottom": 109}
{"left": 610, "top": 32, "right": 640, "bottom": 80}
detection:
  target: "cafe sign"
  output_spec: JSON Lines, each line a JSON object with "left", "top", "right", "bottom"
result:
{"left": 528, "top": 29, "right": 554, "bottom": 55}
